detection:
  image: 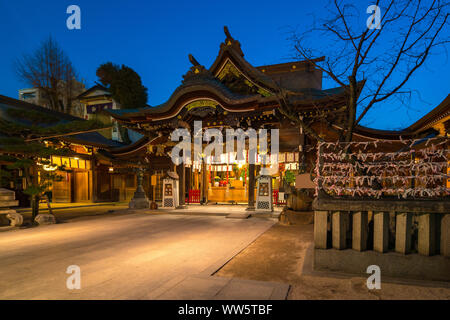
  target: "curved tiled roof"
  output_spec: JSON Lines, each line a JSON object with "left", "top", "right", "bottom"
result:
{"left": 60, "top": 132, "right": 126, "bottom": 148}
{"left": 0, "top": 94, "right": 124, "bottom": 149}
{"left": 105, "top": 27, "right": 352, "bottom": 123}
{"left": 106, "top": 75, "right": 265, "bottom": 121}
{"left": 405, "top": 94, "right": 450, "bottom": 132}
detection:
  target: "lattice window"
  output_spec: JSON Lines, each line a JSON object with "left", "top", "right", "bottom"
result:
{"left": 257, "top": 201, "right": 270, "bottom": 210}
{"left": 164, "top": 198, "right": 174, "bottom": 208}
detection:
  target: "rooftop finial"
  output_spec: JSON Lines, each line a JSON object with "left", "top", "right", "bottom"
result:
{"left": 222, "top": 26, "right": 244, "bottom": 56}
{"left": 224, "top": 26, "right": 233, "bottom": 40}
{"left": 188, "top": 54, "right": 200, "bottom": 66}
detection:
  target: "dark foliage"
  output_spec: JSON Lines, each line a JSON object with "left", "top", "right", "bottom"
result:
{"left": 96, "top": 62, "right": 148, "bottom": 109}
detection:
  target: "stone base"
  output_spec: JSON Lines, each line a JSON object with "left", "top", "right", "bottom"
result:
{"left": 255, "top": 209, "right": 274, "bottom": 213}
{"left": 35, "top": 214, "right": 56, "bottom": 225}
{"left": 150, "top": 202, "right": 158, "bottom": 210}
{"left": 314, "top": 248, "right": 450, "bottom": 282}
{"left": 0, "top": 209, "right": 23, "bottom": 227}
{"left": 129, "top": 197, "right": 150, "bottom": 209}
{"left": 279, "top": 209, "right": 314, "bottom": 225}
{"left": 6, "top": 211, "right": 23, "bottom": 227}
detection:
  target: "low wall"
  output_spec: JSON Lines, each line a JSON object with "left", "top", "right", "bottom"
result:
{"left": 313, "top": 195, "right": 450, "bottom": 282}
{"left": 314, "top": 249, "right": 450, "bottom": 282}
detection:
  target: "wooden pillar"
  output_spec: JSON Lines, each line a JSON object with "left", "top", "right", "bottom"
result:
{"left": 201, "top": 162, "right": 208, "bottom": 204}
{"left": 441, "top": 214, "right": 450, "bottom": 257}
{"left": 247, "top": 163, "right": 255, "bottom": 210}
{"left": 395, "top": 212, "right": 412, "bottom": 254}
{"left": 109, "top": 172, "right": 113, "bottom": 201}
{"left": 91, "top": 158, "right": 98, "bottom": 203}
{"left": 332, "top": 211, "right": 348, "bottom": 249}
{"left": 314, "top": 211, "right": 328, "bottom": 249}
{"left": 177, "top": 164, "right": 185, "bottom": 206}
{"left": 185, "top": 166, "right": 191, "bottom": 193}
{"left": 298, "top": 125, "right": 305, "bottom": 172}
{"left": 352, "top": 211, "right": 368, "bottom": 251}
{"left": 373, "top": 211, "right": 389, "bottom": 253}
{"left": 418, "top": 213, "right": 436, "bottom": 256}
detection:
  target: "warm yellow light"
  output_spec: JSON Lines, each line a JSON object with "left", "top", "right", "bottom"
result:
{"left": 108, "top": 167, "right": 114, "bottom": 172}
{"left": 43, "top": 165, "right": 57, "bottom": 172}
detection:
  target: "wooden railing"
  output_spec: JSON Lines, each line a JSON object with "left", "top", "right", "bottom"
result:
{"left": 187, "top": 189, "right": 200, "bottom": 204}
{"left": 272, "top": 190, "right": 286, "bottom": 206}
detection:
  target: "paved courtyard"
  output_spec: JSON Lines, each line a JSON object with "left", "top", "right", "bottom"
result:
{"left": 0, "top": 212, "right": 287, "bottom": 299}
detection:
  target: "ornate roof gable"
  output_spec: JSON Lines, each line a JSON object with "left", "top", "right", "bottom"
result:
{"left": 182, "top": 54, "right": 216, "bottom": 84}
{"left": 209, "top": 26, "right": 277, "bottom": 97}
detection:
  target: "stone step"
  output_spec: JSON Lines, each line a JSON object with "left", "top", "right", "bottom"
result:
{"left": 0, "top": 188, "right": 15, "bottom": 196}
{"left": 226, "top": 212, "right": 251, "bottom": 219}
{"left": 0, "top": 195, "right": 15, "bottom": 201}
{"left": 0, "top": 200, "right": 19, "bottom": 208}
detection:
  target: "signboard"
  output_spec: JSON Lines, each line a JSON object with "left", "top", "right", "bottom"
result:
{"left": 259, "top": 182, "right": 269, "bottom": 196}
{"left": 286, "top": 153, "right": 294, "bottom": 162}
{"left": 164, "top": 184, "right": 173, "bottom": 196}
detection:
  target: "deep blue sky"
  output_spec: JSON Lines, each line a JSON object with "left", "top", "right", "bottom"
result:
{"left": 0, "top": 0, "right": 448, "bottom": 130}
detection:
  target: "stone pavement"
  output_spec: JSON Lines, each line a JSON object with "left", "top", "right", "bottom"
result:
{"left": 155, "top": 204, "right": 283, "bottom": 219}
{"left": 149, "top": 275, "right": 289, "bottom": 300}
{"left": 0, "top": 212, "right": 288, "bottom": 299}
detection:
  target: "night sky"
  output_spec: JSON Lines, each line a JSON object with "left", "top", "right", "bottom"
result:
{"left": 0, "top": 0, "right": 448, "bottom": 130}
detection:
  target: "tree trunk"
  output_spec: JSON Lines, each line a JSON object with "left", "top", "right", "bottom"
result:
{"left": 344, "top": 76, "right": 358, "bottom": 143}
{"left": 45, "top": 194, "right": 53, "bottom": 215}
{"left": 31, "top": 195, "right": 39, "bottom": 222}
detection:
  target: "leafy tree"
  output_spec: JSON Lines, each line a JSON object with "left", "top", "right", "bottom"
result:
{"left": 96, "top": 62, "right": 148, "bottom": 109}
{"left": 96, "top": 62, "right": 148, "bottom": 143}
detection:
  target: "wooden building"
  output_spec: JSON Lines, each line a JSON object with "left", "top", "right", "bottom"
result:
{"left": 104, "top": 27, "right": 449, "bottom": 207}
{"left": 1, "top": 27, "right": 448, "bottom": 208}
{"left": 0, "top": 94, "right": 135, "bottom": 205}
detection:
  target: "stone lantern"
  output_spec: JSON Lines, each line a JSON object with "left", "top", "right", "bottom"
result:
{"left": 255, "top": 167, "right": 273, "bottom": 212}
{"left": 129, "top": 166, "right": 150, "bottom": 209}
{"left": 162, "top": 171, "right": 179, "bottom": 209}
{"left": 0, "top": 188, "right": 23, "bottom": 227}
